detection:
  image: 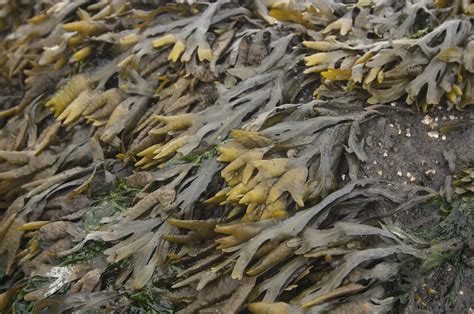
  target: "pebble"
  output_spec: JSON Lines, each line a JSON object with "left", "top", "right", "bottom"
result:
{"left": 366, "top": 135, "right": 373, "bottom": 147}
{"left": 422, "top": 115, "right": 433, "bottom": 125}
{"left": 425, "top": 169, "right": 436, "bottom": 177}
{"left": 421, "top": 115, "right": 438, "bottom": 128}
{"left": 405, "top": 128, "right": 411, "bottom": 137}
{"left": 406, "top": 172, "right": 416, "bottom": 182}
{"left": 428, "top": 131, "right": 439, "bottom": 139}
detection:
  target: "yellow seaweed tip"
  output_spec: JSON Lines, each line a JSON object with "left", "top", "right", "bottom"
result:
{"left": 169, "top": 40, "right": 186, "bottom": 63}
{"left": 321, "top": 68, "right": 352, "bottom": 81}
{"left": 303, "top": 40, "right": 332, "bottom": 51}
{"left": 197, "top": 48, "right": 212, "bottom": 62}
{"left": 71, "top": 46, "right": 92, "bottom": 63}
{"left": 120, "top": 34, "right": 140, "bottom": 46}
{"left": 152, "top": 34, "right": 177, "bottom": 48}
{"left": 17, "top": 221, "right": 50, "bottom": 231}
{"left": 27, "top": 13, "right": 49, "bottom": 24}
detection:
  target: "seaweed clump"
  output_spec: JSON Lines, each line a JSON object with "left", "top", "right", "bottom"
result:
{"left": 0, "top": 0, "right": 472, "bottom": 313}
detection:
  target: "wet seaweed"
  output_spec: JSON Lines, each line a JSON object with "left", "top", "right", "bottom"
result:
{"left": 0, "top": 0, "right": 472, "bottom": 313}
